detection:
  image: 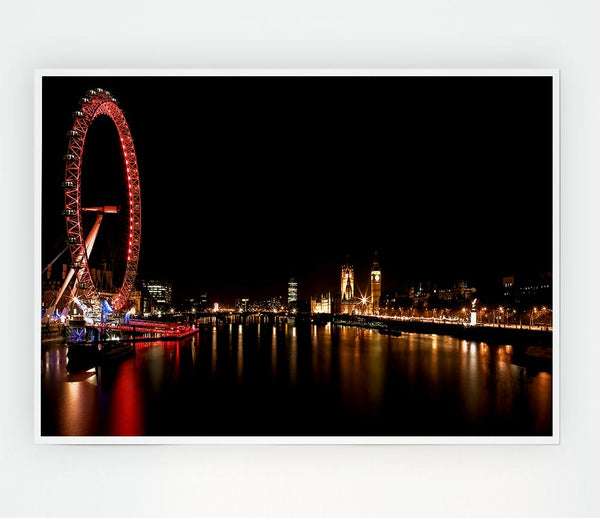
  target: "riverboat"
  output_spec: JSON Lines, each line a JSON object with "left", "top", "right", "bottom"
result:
{"left": 67, "top": 340, "right": 134, "bottom": 370}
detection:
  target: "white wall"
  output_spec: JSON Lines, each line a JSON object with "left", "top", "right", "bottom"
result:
{"left": 1, "top": 1, "right": 599, "bottom": 516}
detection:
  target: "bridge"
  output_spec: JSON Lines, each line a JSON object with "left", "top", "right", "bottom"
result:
{"left": 151, "top": 310, "right": 552, "bottom": 348}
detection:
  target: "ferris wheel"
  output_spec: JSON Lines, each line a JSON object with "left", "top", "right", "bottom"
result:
{"left": 45, "top": 88, "right": 141, "bottom": 320}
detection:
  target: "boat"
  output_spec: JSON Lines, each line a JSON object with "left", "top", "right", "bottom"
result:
{"left": 66, "top": 340, "right": 134, "bottom": 371}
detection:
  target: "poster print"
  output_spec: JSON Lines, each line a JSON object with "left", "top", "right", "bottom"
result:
{"left": 37, "top": 70, "right": 558, "bottom": 443}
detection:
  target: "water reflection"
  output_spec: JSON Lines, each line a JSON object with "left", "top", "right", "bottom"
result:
{"left": 211, "top": 326, "right": 217, "bottom": 377}
{"left": 287, "top": 325, "right": 297, "bottom": 387}
{"left": 108, "top": 360, "right": 144, "bottom": 436}
{"left": 237, "top": 324, "right": 244, "bottom": 382}
{"left": 271, "top": 325, "right": 277, "bottom": 379}
{"left": 42, "top": 323, "right": 553, "bottom": 436}
{"left": 311, "top": 325, "right": 332, "bottom": 386}
{"left": 61, "top": 375, "right": 99, "bottom": 436}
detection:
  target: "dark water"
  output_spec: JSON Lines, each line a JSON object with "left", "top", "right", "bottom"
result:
{"left": 41, "top": 323, "right": 552, "bottom": 436}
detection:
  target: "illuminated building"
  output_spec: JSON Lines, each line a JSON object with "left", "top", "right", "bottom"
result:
{"left": 142, "top": 280, "right": 173, "bottom": 310}
{"left": 311, "top": 292, "right": 341, "bottom": 314}
{"left": 503, "top": 276, "right": 515, "bottom": 297}
{"left": 438, "top": 280, "right": 476, "bottom": 302}
{"left": 341, "top": 260, "right": 354, "bottom": 301}
{"left": 408, "top": 282, "right": 433, "bottom": 308}
{"left": 248, "top": 297, "right": 284, "bottom": 312}
{"left": 200, "top": 293, "right": 208, "bottom": 304}
{"left": 370, "top": 256, "right": 382, "bottom": 315}
{"left": 288, "top": 278, "right": 298, "bottom": 306}
{"left": 126, "top": 289, "right": 142, "bottom": 316}
{"left": 309, "top": 255, "right": 383, "bottom": 316}
{"left": 502, "top": 272, "right": 552, "bottom": 308}
{"left": 340, "top": 259, "right": 362, "bottom": 314}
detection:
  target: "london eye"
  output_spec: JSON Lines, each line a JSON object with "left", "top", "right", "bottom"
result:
{"left": 44, "top": 88, "right": 141, "bottom": 322}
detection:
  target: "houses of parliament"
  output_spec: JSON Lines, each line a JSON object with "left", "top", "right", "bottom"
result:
{"left": 311, "top": 256, "right": 382, "bottom": 315}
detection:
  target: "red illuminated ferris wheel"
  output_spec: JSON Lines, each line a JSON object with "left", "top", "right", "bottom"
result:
{"left": 60, "top": 88, "right": 141, "bottom": 315}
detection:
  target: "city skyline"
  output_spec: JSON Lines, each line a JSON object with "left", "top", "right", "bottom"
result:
{"left": 41, "top": 75, "right": 553, "bottom": 305}
{"left": 135, "top": 254, "right": 550, "bottom": 317}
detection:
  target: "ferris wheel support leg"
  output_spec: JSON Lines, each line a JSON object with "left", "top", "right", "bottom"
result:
{"left": 43, "top": 213, "right": 105, "bottom": 320}
{"left": 43, "top": 268, "right": 75, "bottom": 320}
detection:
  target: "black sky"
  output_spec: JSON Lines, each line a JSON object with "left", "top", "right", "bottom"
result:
{"left": 42, "top": 75, "right": 554, "bottom": 304}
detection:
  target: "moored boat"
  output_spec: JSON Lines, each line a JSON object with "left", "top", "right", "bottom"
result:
{"left": 66, "top": 340, "right": 134, "bottom": 370}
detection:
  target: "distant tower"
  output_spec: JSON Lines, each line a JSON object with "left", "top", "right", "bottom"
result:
{"left": 341, "top": 258, "right": 354, "bottom": 301}
{"left": 370, "top": 254, "right": 382, "bottom": 315}
{"left": 288, "top": 278, "right": 298, "bottom": 306}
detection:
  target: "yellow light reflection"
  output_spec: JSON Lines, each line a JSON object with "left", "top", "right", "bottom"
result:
{"left": 271, "top": 327, "right": 277, "bottom": 377}
{"left": 237, "top": 330, "right": 243, "bottom": 382}
{"left": 211, "top": 326, "right": 217, "bottom": 376}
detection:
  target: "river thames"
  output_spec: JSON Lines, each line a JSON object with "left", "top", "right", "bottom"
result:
{"left": 41, "top": 322, "right": 552, "bottom": 437}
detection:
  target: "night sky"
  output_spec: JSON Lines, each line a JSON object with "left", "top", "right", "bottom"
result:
{"left": 41, "top": 74, "right": 553, "bottom": 304}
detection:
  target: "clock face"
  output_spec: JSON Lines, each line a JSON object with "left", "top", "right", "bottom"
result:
{"left": 375, "top": 274, "right": 380, "bottom": 282}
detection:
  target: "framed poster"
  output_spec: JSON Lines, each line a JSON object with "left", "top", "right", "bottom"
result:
{"left": 35, "top": 69, "right": 558, "bottom": 444}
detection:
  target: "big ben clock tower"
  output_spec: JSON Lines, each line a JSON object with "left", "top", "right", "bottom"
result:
{"left": 370, "top": 254, "right": 382, "bottom": 315}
